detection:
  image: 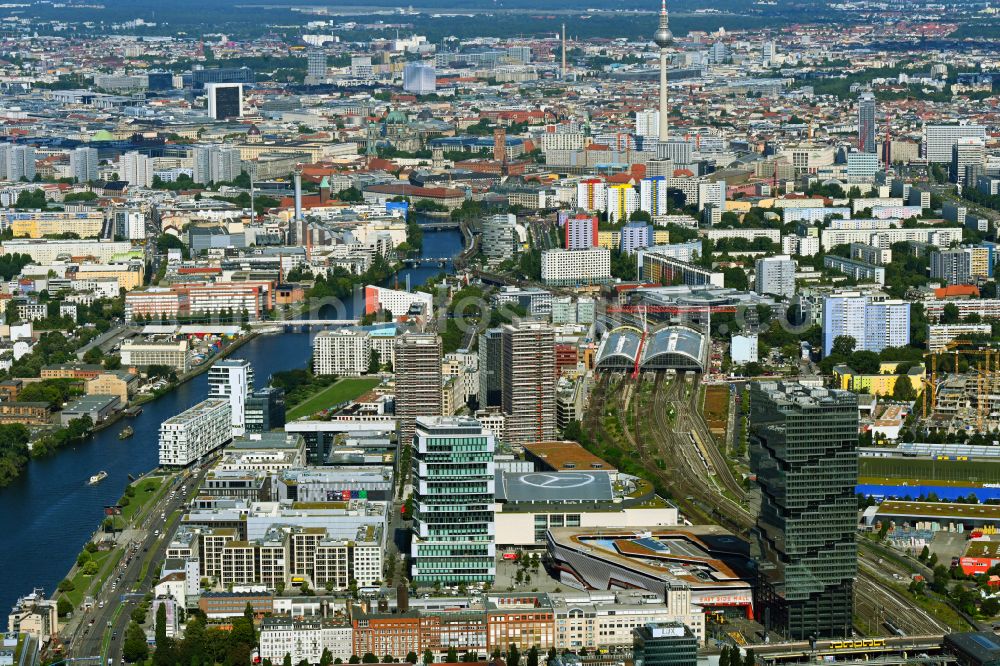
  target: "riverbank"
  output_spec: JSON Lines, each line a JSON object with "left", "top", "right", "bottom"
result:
{"left": 0, "top": 227, "right": 463, "bottom": 615}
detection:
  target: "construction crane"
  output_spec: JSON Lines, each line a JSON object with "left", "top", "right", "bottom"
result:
{"left": 923, "top": 339, "right": 999, "bottom": 421}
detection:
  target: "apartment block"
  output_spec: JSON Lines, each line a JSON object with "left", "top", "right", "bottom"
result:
{"left": 159, "top": 398, "right": 232, "bottom": 466}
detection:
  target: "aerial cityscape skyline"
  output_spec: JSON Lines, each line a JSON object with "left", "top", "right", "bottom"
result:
{"left": 2, "top": 1, "right": 1000, "bottom": 666}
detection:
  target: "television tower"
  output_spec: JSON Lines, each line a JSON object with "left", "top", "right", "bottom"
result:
{"left": 653, "top": 0, "right": 673, "bottom": 143}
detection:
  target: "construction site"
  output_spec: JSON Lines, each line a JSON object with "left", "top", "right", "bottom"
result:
{"left": 922, "top": 340, "right": 1000, "bottom": 434}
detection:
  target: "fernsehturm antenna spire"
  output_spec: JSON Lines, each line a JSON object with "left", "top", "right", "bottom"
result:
{"left": 653, "top": 0, "right": 673, "bottom": 143}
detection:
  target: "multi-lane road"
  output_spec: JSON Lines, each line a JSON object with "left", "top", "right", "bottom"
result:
{"left": 65, "top": 468, "right": 206, "bottom": 664}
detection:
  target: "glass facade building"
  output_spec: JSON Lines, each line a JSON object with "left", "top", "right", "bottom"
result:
{"left": 411, "top": 416, "right": 496, "bottom": 584}
{"left": 633, "top": 623, "right": 697, "bottom": 666}
{"left": 749, "top": 381, "right": 858, "bottom": 640}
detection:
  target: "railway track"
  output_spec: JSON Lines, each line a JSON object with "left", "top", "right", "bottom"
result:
{"left": 582, "top": 370, "right": 951, "bottom": 638}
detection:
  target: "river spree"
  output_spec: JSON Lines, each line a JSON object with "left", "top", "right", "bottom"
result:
{"left": 0, "top": 228, "right": 462, "bottom": 614}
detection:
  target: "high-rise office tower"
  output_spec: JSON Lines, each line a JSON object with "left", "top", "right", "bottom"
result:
{"left": 653, "top": 0, "right": 673, "bottom": 147}
{"left": 857, "top": 93, "right": 877, "bottom": 154}
{"left": 206, "top": 82, "right": 244, "bottom": 120}
{"left": 208, "top": 358, "right": 254, "bottom": 437}
{"left": 762, "top": 40, "right": 776, "bottom": 67}
{"left": 305, "top": 49, "right": 327, "bottom": 85}
{"left": 394, "top": 332, "right": 442, "bottom": 446}
{"left": 478, "top": 328, "right": 503, "bottom": 409}
{"left": 501, "top": 319, "right": 556, "bottom": 445}
{"left": 951, "top": 137, "right": 985, "bottom": 185}
{"left": 119, "top": 151, "right": 152, "bottom": 188}
{"left": 70, "top": 147, "right": 99, "bottom": 183}
{"left": 410, "top": 416, "right": 496, "bottom": 584}
{"left": 633, "top": 623, "right": 698, "bottom": 666}
{"left": 924, "top": 124, "right": 987, "bottom": 164}
{"left": 750, "top": 381, "right": 858, "bottom": 639}
{"left": 245, "top": 387, "right": 286, "bottom": 434}
{"left": 402, "top": 62, "right": 436, "bottom": 95}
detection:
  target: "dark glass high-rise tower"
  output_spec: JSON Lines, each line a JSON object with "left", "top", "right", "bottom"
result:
{"left": 749, "top": 381, "right": 858, "bottom": 640}
{"left": 858, "top": 93, "right": 877, "bottom": 153}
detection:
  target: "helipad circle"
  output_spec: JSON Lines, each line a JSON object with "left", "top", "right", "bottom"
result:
{"left": 517, "top": 472, "right": 597, "bottom": 489}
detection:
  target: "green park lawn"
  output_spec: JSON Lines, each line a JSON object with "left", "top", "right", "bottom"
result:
{"left": 286, "top": 377, "right": 381, "bottom": 421}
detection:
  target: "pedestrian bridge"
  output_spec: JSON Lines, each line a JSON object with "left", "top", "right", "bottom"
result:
{"left": 249, "top": 319, "right": 359, "bottom": 328}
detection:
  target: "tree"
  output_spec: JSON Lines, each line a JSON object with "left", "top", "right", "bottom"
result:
{"left": 446, "top": 646, "right": 459, "bottom": 663}
{"left": 849, "top": 350, "right": 881, "bottom": 374}
{"left": 423, "top": 649, "right": 434, "bottom": 665}
{"left": 831, "top": 335, "right": 857, "bottom": 357}
{"left": 57, "top": 578, "right": 74, "bottom": 592}
{"left": 893, "top": 377, "right": 916, "bottom": 401}
{"left": 368, "top": 349, "right": 381, "bottom": 375}
{"left": 508, "top": 645, "right": 521, "bottom": 666}
{"left": 982, "top": 597, "right": 1000, "bottom": 617}
{"left": 363, "top": 654, "right": 379, "bottom": 664}
{"left": 527, "top": 646, "right": 539, "bottom": 666}
{"left": 719, "top": 645, "right": 731, "bottom": 666}
{"left": 123, "top": 621, "right": 150, "bottom": 663}
{"left": 57, "top": 596, "right": 73, "bottom": 616}
{"left": 322, "top": 649, "right": 335, "bottom": 666}
{"left": 744, "top": 649, "right": 755, "bottom": 666}
{"left": 350, "top": 657, "right": 361, "bottom": 664}
{"left": 941, "top": 303, "right": 961, "bottom": 325}
{"left": 155, "top": 601, "right": 169, "bottom": 645}
{"left": 919, "top": 545, "right": 930, "bottom": 562}
{"left": 284, "top": 654, "right": 294, "bottom": 666}
{"left": 406, "top": 652, "right": 418, "bottom": 664}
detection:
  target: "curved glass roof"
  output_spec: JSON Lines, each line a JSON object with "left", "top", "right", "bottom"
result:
{"left": 595, "top": 327, "right": 642, "bottom": 367}
{"left": 641, "top": 326, "right": 707, "bottom": 368}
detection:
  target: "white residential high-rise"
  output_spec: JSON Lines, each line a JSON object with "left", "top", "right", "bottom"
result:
{"left": 313, "top": 328, "right": 371, "bottom": 377}
{"left": 607, "top": 184, "right": 639, "bottom": 223}
{"left": 640, "top": 176, "right": 670, "bottom": 216}
{"left": 350, "top": 56, "right": 374, "bottom": 79}
{"left": 113, "top": 209, "right": 146, "bottom": 240}
{"left": 207, "top": 358, "right": 254, "bottom": 437}
{"left": 822, "top": 294, "right": 910, "bottom": 357}
{"left": 577, "top": 179, "right": 608, "bottom": 212}
{"left": 119, "top": 151, "right": 153, "bottom": 188}
{"left": 754, "top": 255, "right": 796, "bottom": 298}
{"left": 697, "top": 181, "right": 726, "bottom": 212}
{"left": 0, "top": 144, "right": 36, "bottom": 182}
{"left": 951, "top": 138, "right": 985, "bottom": 185}
{"left": 70, "top": 147, "right": 99, "bottom": 183}
{"left": 193, "top": 145, "right": 242, "bottom": 184}
{"left": 635, "top": 110, "right": 660, "bottom": 139}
